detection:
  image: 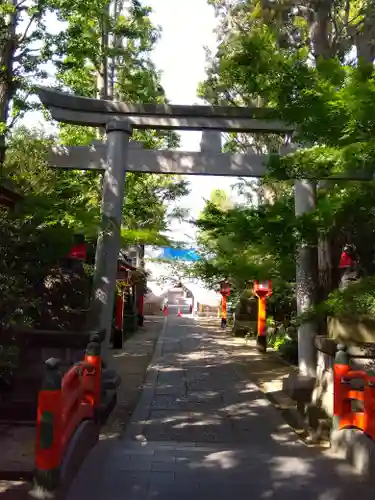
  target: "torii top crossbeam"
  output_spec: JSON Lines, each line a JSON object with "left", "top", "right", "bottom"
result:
{"left": 38, "top": 86, "right": 375, "bottom": 181}
{"left": 37, "top": 87, "right": 294, "bottom": 133}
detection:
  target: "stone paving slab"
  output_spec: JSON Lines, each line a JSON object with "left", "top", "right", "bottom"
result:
{"left": 100, "top": 317, "right": 165, "bottom": 437}
{"left": 67, "top": 317, "right": 375, "bottom": 500}
{"left": 68, "top": 439, "right": 374, "bottom": 500}
{"left": 0, "top": 480, "right": 31, "bottom": 500}
{"left": 0, "top": 426, "right": 35, "bottom": 474}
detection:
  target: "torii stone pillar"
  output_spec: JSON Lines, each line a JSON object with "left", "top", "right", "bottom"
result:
{"left": 294, "top": 179, "right": 318, "bottom": 378}
{"left": 89, "top": 120, "right": 132, "bottom": 356}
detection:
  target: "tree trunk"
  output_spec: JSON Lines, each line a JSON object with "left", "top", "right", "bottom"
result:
{"left": 307, "top": 2, "right": 334, "bottom": 299}
{"left": 0, "top": 1, "right": 18, "bottom": 165}
{"left": 97, "top": 8, "right": 109, "bottom": 101}
{"left": 108, "top": 0, "right": 125, "bottom": 100}
{"left": 308, "top": 0, "right": 333, "bottom": 59}
{"left": 96, "top": 2, "right": 110, "bottom": 139}
{"left": 355, "top": 13, "right": 375, "bottom": 64}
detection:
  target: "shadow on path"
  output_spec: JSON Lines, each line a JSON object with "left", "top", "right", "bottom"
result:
{"left": 67, "top": 317, "right": 375, "bottom": 500}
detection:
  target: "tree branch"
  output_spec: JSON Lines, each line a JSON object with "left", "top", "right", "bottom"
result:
{"left": 18, "top": 13, "right": 38, "bottom": 45}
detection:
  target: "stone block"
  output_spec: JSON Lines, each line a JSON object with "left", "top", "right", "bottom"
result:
{"left": 330, "top": 428, "right": 375, "bottom": 478}
{"left": 312, "top": 368, "right": 334, "bottom": 416}
{"left": 282, "top": 373, "right": 315, "bottom": 404}
{"left": 328, "top": 316, "right": 375, "bottom": 344}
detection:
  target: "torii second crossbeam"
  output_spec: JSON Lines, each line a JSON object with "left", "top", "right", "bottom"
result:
{"left": 49, "top": 142, "right": 374, "bottom": 180}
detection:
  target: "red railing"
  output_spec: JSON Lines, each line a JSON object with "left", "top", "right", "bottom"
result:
{"left": 34, "top": 334, "right": 102, "bottom": 492}
{"left": 333, "top": 345, "right": 375, "bottom": 441}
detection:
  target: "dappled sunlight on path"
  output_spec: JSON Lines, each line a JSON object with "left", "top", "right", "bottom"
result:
{"left": 67, "top": 317, "right": 374, "bottom": 500}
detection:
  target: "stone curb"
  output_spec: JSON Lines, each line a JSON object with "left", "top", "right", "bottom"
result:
{"left": 124, "top": 318, "right": 168, "bottom": 440}
{"left": 239, "top": 341, "right": 319, "bottom": 446}
{"left": 248, "top": 349, "right": 334, "bottom": 448}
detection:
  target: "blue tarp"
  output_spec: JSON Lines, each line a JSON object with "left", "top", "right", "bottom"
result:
{"left": 160, "top": 247, "right": 200, "bottom": 261}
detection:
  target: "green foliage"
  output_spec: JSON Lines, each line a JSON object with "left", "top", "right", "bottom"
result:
{"left": 53, "top": 0, "right": 180, "bottom": 151}
{"left": 0, "top": 210, "right": 75, "bottom": 328}
{"left": 1, "top": 1, "right": 192, "bottom": 338}
{"left": 0, "top": 0, "right": 55, "bottom": 137}
{"left": 192, "top": 0, "right": 375, "bottom": 331}
{"left": 44, "top": 0, "right": 190, "bottom": 245}
{"left": 4, "top": 127, "right": 102, "bottom": 235}
{"left": 267, "top": 321, "right": 298, "bottom": 365}
{"left": 4, "top": 125, "right": 189, "bottom": 246}
{"left": 194, "top": 191, "right": 297, "bottom": 286}
{"left": 301, "top": 276, "right": 375, "bottom": 323}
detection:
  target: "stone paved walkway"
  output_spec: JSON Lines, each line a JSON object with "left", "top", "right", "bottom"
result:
{"left": 67, "top": 317, "right": 374, "bottom": 500}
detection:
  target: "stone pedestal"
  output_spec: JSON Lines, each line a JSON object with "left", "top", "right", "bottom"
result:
{"left": 330, "top": 428, "right": 375, "bottom": 478}
{"left": 232, "top": 295, "right": 257, "bottom": 336}
{"left": 282, "top": 373, "right": 315, "bottom": 403}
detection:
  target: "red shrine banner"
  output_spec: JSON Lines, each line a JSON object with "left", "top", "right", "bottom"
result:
{"left": 339, "top": 251, "right": 353, "bottom": 269}
{"left": 68, "top": 243, "right": 87, "bottom": 261}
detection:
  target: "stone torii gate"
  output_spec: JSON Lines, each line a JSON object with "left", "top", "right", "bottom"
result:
{"left": 36, "top": 87, "right": 371, "bottom": 374}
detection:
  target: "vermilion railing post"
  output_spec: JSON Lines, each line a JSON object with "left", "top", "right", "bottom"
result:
{"left": 34, "top": 358, "right": 63, "bottom": 495}
{"left": 333, "top": 344, "right": 350, "bottom": 429}
{"left": 84, "top": 336, "right": 102, "bottom": 412}
{"left": 364, "top": 374, "right": 375, "bottom": 440}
